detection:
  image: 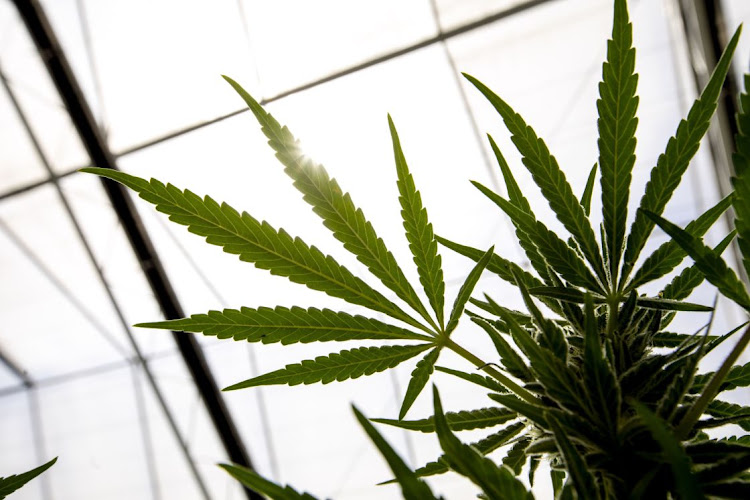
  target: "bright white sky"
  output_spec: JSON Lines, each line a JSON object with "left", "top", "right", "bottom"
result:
{"left": 1, "top": 0, "right": 749, "bottom": 499}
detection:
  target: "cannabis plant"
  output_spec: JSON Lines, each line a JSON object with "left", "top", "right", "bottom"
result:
{"left": 83, "top": 0, "right": 750, "bottom": 498}
{"left": 0, "top": 458, "right": 55, "bottom": 499}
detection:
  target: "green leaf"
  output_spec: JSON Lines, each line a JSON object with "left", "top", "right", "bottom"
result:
{"left": 525, "top": 437, "right": 558, "bottom": 454}
{"left": 489, "top": 393, "right": 547, "bottom": 428}
{"left": 352, "top": 405, "right": 438, "bottom": 500}
{"left": 224, "top": 344, "right": 431, "bottom": 390}
{"left": 502, "top": 435, "right": 531, "bottom": 475}
{"left": 434, "top": 365, "right": 509, "bottom": 393}
{"left": 551, "top": 469, "right": 565, "bottom": 498}
{"left": 469, "top": 298, "right": 534, "bottom": 327}
{"left": 652, "top": 331, "right": 718, "bottom": 348}
{"left": 410, "top": 422, "right": 526, "bottom": 480}
{"left": 692, "top": 361, "right": 750, "bottom": 394}
{"left": 495, "top": 306, "right": 587, "bottom": 415}
{"left": 472, "top": 180, "right": 603, "bottom": 292}
{"left": 488, "top": 134, "right": 553, "bottom": 281}
{"left": 514, "top": 273, "right": 569, "bottom": 363}
{"left": 734, "top": 76, "right": 750, "bottom": 178}
{"left": 621, "top": 26, "right": 741, "bottom": 281}
{"left": 636, "top": 296, "right": 713, "bottom": 312}
{"left": 633, "top": 402, "right": 705, "bottom": 500}
{"left": 436, "top": 236, "right": 541, "bottom": 288}
{"left": 219, "top": 463, "right": 318, "bottom": 500}
{"left": 432, "top": 387, "right": 534, "bottom": 499}
{"left": 656, "top": 338, "right": 705, "bottom": 421}
{"left": 528, "top": 456, "right": 540, "bottom": 487}
{"left": 0, "top": 458, "right": 56, "bottom": 500}
{"left": 446, "top": 246, "right": 494, "bottom": 334}
{"left": 705, "top": 399, "right": 750, "bottom": 432}
{"left": 469, "top": 315, "right": 533, "bottom": 381}
{"left": 547, "top": 412, "right": 600, "bottom": 499}
{"left": 661, "top": 229, "right": 737, "bottom": 302}
{"left": 696, "top": 454, "right": 750, "bottom": 484}
{"left": 581, "top": 164, "right": 597, "bottom": 217}
{"left": 465, "top": 74, "right": 606, "bottom": 284}
{"left": 390, "top": 116, "right": 446, "bottom": 329}
{"left": 582, "top": 294, "right": 620, "bottom": 434}
{"left": 644, "top": 210, "right": 750, "bottom": 310}
{"left": 695, "top": 414, "right": 750, "bottom": 430}
{"left": 437, "top": 236, "right": 563, "bottom": 314}
{"left": 137, "top": 306, "right": 433, "bottom": 344}
{"left": 598, "top": 0, "right": 639, "bottom": 282}
{"left": 224, "top": 76, "right": 435, "bottom": 330}
{"left": 733, "top": 74, "right": 750, "bottom": 279}
{"left": 629, "top": 194, "right": 733, "bottom": 291}
{"left": 373, "top": 406, "right": 516, "bottom": 433}
{"left": 528, "top": 286, "right": 602, "bottom": 304}
{"left": 399, "top": 347, "right": 441, "bottom": 419}
{"left": 702, "top": 480, "right": 750, "bottom": 499}
{"left": 81, "top": 167, "right": 424, "bottom": 331}
{"left": 722, "top": 435, "right": 750, "bottom": 446}
{"left": 686, "top": 440, "right": 750, "bottom": 463}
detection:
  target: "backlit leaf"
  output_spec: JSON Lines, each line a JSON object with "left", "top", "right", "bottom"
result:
{"left": 621, "top": 26, "right": 741, "bottom": 281}
{"left": 446, "top": 246, "right": 493, "bottom": 334}
{"left": 224, "top": 344, "right": 431, "bottom": 390}
{"left": 489, "top": 134, "right": 552, "bottom": 281}
{"left": 353, "top": 406, "right": 438, "bottom": 500}
{"left": 434, "top": 365, "right": 509, "bottom": 393}
{"left": 547, "top": 412, "right": 600, "bottom": 499}
{"left": 660, "top": 230, "right": 736, "bottom": 302}
{"left": 0, "top": 458, "right": 56, "bottom": 500}
{"left": 137, "top": 306, "right": 432, "bottom": 344}
{"left": 219, "top": 463, "right": 318, "bottom": 500}
{"left": 598, "top": 0, "right": 639, "bottom": 282}
{"left": 373, "top": 406, "right": 516, "bottom": 433}
{"left": 692, "top": 361, "right": 750, "bottom": 394}
{"left": 465, "top": 74, "right": 606, "bottom": 284}
{"left": 634, "top": 402, "right": 704, "bottom": 500}
{"left": 224, "top": 76, "right": 435, "bottom": 330}
{"left": 432, "top": 387, "right": 534, "bottom": 499}
{"left": 82, "top": 168, "right": 424, "bottom": 331}
{"left": 581, "top": 164, "right": 597, "bottom": 217}
{"left": 410, "top": 422, "right": 525, "bottom": 480}
{"left": 645, "top": 210, "right": 750, "bottom": 310}
{"left": 472, "top": 181, "right": 602, "bottom": 292}
{"left": 399, "top": 347, "right": 441, "bottom": 419}
{"left": 390, "top": 116, "right": 446, "bottom": 329}
{"left": 629, "top": 194, "right": 733, "bottom": 291}
{"left": 732, "top": 74, "right": 750, "bottom": 279}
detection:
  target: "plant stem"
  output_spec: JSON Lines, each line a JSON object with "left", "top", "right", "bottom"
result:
{"left": 606, "top": 297, "right": 619, "bottom": 340}
{"left": 444, "top": 338, "right": 538, "bottom": 404}
{"left": 675, "top": 322, "right": 750, "bottom": 439}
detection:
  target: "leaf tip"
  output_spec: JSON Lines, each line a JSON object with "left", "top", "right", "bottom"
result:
{"left": 78, "top": 167, "right": 103, "bottom": 175}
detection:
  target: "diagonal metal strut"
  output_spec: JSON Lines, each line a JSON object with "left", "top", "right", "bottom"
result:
{"left": 10, "top": 1, "right": 260, "bottom": 498}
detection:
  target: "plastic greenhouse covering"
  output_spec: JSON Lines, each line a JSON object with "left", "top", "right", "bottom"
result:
{"left": 1, "top": 0, "right": 749, "bottom": 498}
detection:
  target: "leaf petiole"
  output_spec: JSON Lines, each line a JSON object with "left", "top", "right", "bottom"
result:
{"left": 443, "top": 338, "right": 537, "bottom": 404}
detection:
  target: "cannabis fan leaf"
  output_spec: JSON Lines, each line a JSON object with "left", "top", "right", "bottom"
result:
{"left": 84, "top": 0, "right": 750, "bottom": 497}
{"left": 0, "top": 458, "right": 56, "bottom": 500}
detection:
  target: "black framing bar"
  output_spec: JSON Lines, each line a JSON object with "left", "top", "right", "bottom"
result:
{"left": 1, "top": 31, "right": 211, "bottom": 500}
{"left": 10, "top": 2, "right": 260, "bottom": 498}
{"left": 676, "top": 0, "right": 745, "bottom": 283}
{"left": 0, "top": 347, "right": 32, "bottom": 387}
